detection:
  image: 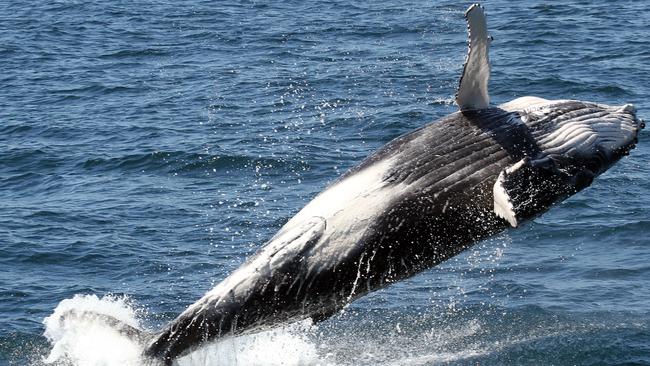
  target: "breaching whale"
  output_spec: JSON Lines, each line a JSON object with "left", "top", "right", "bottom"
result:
{"left": 51, "top": 4, "right": 644, "bottom": 365}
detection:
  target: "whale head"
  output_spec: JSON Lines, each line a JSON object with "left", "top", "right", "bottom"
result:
{"left": 522, "top": 99, "right": 641, "bottom": 178}
{"left": 493, "top": 97, "right": 643, "bottom": 227}
{"left": 454, "top": 5, "right": 644, "bottom": 228}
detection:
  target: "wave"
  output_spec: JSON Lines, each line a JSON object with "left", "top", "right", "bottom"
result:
{"left": 0, "top": 148, "right": 62, "bottom": 170}
{"left": 98, "top": 48, "right": 171, "bottom": 59}
{"left": 79, "top": 151, "right": 310, "bottom": 176}
{"left": 524, "top": 76, "right": 631, "bottom": 97}
{"left": 0, "top": 124, "right": 33, "bottom": 134}
{"left": 49, "top": 83, "right": 141, "bottom": 98}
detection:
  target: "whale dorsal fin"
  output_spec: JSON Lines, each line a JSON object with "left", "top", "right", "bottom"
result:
{"left": 455, "top": 4, "right": 491, "bottom": 111}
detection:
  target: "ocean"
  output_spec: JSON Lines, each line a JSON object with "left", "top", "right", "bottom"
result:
{"left": 1, "top": 1, "right": 649, "bottom": 365}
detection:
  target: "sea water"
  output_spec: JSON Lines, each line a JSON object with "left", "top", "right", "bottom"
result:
{"left": 1, "top": 1, "right": 649, "bottom": 365}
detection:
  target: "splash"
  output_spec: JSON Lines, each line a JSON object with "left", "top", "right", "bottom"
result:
{"left": 42, "top": 294, "right": 323, "bottom": 366}
{"left": 175, "top": 321, "right": 322, "bottom": 366}
{"left": 43, "top": 294, "right": 146, "bottom": 366}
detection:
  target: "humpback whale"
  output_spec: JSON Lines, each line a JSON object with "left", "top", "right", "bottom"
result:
{"left": 51, "top": 4, "right": 644, "bottom": 365}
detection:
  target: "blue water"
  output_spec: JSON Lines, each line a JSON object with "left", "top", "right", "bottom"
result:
{"left": 1, "top": 1, "right": 649, "bottom": 365}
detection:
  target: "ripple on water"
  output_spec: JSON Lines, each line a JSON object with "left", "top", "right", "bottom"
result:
{"left": 1, "top": 0, "right": 649, "bottom": 365}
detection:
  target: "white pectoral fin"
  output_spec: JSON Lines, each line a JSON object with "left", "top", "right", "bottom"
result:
{"left": 493, "top": 159, "right": 527, "bottom": 227}
{"left": 493, "top": 173, "right": 518, "bottom": 227}
{"left": 456, "top": 3, "right": 491, "bottom": 111}
{"left": 493, "top": 157, "right": 574, "bottom": 228}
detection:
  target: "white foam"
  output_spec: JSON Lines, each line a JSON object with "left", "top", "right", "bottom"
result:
{"left": 42, "top": 294, "right": 325, "bottom": 366}
{"left": 43, "top": 294, "right": 145, "bottom": 366}
{"left": 175, "top": 321, "right": 323, "bottom": 366}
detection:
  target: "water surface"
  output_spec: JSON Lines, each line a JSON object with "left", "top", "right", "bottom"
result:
{"left": 1, "top": 1, "right": 649, "bottom": 365}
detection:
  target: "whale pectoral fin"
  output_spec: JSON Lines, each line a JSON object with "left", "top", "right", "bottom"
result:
{"left": 456, "top": 3, "right": 492, "bottom": 111}
{"left": 493, "top": 157, "right": 572, "bottom": 227}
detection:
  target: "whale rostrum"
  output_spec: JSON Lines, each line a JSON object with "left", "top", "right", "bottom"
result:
{"left": 52, "top": 4, "right": 645, "bottom": 364}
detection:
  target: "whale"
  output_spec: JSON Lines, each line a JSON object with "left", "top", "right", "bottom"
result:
{"left": 49, "top": 4, "right": 643, "bottom": 365}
